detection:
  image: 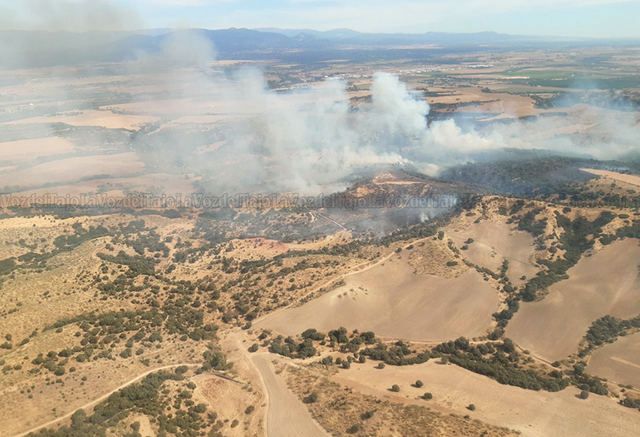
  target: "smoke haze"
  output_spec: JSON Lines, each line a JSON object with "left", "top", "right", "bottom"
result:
{"left": 0, "top": 2, "right": 639, "bottom": 195}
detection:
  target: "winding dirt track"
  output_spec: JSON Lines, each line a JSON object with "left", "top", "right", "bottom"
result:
{"left": 13, "top": 363, "right": 202, "bottom": 437}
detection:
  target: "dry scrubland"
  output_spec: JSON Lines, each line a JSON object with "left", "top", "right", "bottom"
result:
{"left": 0, "top": 213, "right": 264, "bottom": 436}
{"left": 507, "top": 238, "right": 640, "bottom": 362}
{"left": 286, "top": 363, "right": 518, "bottom": 437}
{"left": 252, "top": 355, "right": 328, "bottom": 437}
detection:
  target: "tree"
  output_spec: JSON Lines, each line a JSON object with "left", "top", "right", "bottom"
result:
{"left": 422, "top": 392, "right": 433, "bottom": 400}
{"left": 414, "top": 380, "right": 424, "bottom": 388}
{"left": 467, "top": 403, "right": 476, "bottom": 411}
{"left": 390, "top": 384, "right": 400, "bottom": 392}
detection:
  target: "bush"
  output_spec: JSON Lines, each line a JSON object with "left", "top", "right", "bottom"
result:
{"left": 361, "top": 410, "right": 374, "bottom": 420}
{"left": 422, "top": 392, "right": 433, "bottom": 400}
{"left": 414, "top": 380, "right": 424, "bottom": 388}
{"left": 303, "top": 392, "right": 318, "bottom": 404}
{"left": 301, "top": 328, "right": 325, "bottom": 341}
{"left": 579, "top": 390, "right": 589, "bottom": 400}
{"left": 390, "top": 384, "right": 400, "bottom": 392}
{"left": 620, "top": 396, "right": 640, "bottom": 409}
{"left": 467, "top": 403, "right": 476, "bottom": 411}
{"left": 346, "top": 424, "right": 361, "bottom": 434}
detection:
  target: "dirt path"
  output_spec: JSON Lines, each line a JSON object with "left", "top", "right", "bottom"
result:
{"left": 251, "top": 354, "right": 328, "bottom": 437}
{"left": 13, "top": 363, "right": 201, "bottom": 437}
{"left": 610, "top": 356, "right": 640, "bottom": 370}
{"left": 226, "top": 331, "right": 327, "bottom": 437}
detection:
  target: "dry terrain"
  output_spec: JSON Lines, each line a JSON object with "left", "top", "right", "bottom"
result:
{"left": 0, "top": 153, "right": 145, "bottom": 191}
{"left": 582, "top": 168, "right": 640, "bottom": 188}
{"left": 258, "top": 248, "right": 500, "bottom": 341}
{"left": 587, "top": 332, "right": 640, "bottom": 388}
{"left": 0, "top": 137, "right": 75, "bottom": 162}
{"left": 251, "top": 354, "right": 328, "bottom": 437}
{"left": 448, "top": 219, "right": 538, "bottom": 285}
{"left": 3, "top": 110, "right": 157, "bottom": 131}
{"left": 334, "top": 360, "right": 640, "bottom": 437}
{"left": 507, "top": 238, "right": 640, "bottom": 362}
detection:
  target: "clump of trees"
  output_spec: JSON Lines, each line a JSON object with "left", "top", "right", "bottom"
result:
{"left": 97, "top": 251, "right": 156, "bottom": 276}
{"left": 269, "top": 336, "right": 317, "bottom": 359}
{"left": 520, "top": 212, "right": 615, "bottom": 302}
{"left": 620, "top": 396, "right": 640, "bottom": 410}
{"left": 434, "top": 338, "right": 569, "bottom": 392}
{"left": 361, "top": 341, "right": 430, "bottom": 366}
{"left": 580, "top": 315, "right": 640, "bottom": 355}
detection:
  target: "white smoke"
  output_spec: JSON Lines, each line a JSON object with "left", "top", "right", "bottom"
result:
{"left": 2, "top": 18, "right": 639, "bottom": 195}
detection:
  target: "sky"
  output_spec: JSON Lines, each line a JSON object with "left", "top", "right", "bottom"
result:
{"left": 1, "top": 0, "right": 640, "bottom": 38}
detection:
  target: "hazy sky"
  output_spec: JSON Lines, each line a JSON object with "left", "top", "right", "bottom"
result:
{"left": 2, "top": 0, "right": 639, "bottom": 38}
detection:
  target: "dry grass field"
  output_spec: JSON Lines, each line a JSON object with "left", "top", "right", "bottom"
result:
{"left": 287, "top": 364, "right": 519, "bottom": 437}
{"left": 0, "top": 153, "right": 145, "bottom": 191}
{"left": 448, "top": 219, "right": 538, "bottom": 285}
{"left": 258, "top": 247, "right": 500, "bottom": 341}
{"left": 582, "top": 168, "right": 640, "bottom": 188}
{"left": 507, "top": 238, "right": 640, "bottom": 361}
{"left": 587, "top": 332, "right": 640, "bottom": 388}
{"left": 3, "top": 110, "right": 157, "bottom": 131}
{"left": 0, "top": 137, "right": 75, "bottom": 162}
{"left": 333, "top": 360, "right": 640, "bottom": 437}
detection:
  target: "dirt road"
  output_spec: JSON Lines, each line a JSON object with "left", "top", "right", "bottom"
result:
{"left": 14, "top": 363, "right": 200, "bottom": 437}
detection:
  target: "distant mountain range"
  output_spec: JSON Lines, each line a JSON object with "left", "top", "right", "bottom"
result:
{"left": 0, "top": 27, "right": 637, "bottom": 68}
